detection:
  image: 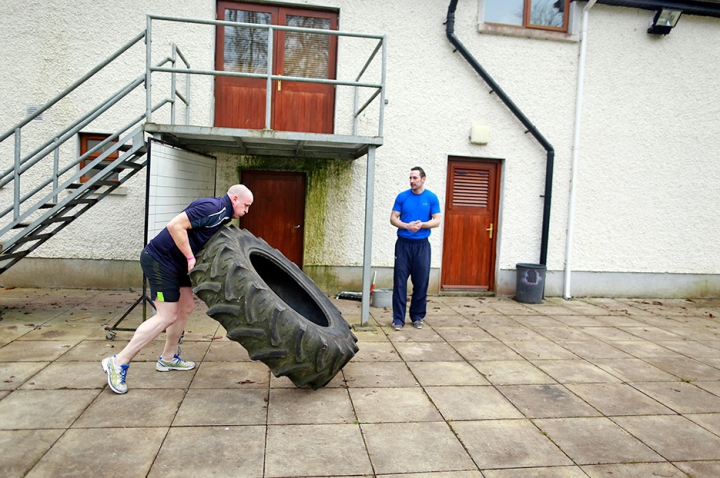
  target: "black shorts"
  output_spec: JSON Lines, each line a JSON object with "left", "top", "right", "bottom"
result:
{"left": 140, "top": 249, "right": 191, "bottom": 303}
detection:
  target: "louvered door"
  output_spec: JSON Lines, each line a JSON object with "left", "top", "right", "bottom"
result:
{"left": 441, "top": 159, "right": 501, "bottom": 290}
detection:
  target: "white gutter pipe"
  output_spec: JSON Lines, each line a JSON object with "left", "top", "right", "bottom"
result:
{"left": 564, "top": 0, "right": 597, "bottom": 300}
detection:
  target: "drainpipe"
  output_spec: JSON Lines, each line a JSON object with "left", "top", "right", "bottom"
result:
{"left": 445, "top": 0, "right": 554, "bottom": 266}
{"left": 564, "top": 0, "right": 597, "bottom": 299}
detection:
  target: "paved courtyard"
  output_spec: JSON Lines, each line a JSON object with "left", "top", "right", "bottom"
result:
{"left": 1, "top": 287, "right": 720, "bottom": 477}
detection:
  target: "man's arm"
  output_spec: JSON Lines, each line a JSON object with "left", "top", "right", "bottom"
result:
{"left": 391, "top": 210, "right": 422, "bottom": 232}
{"left": 166, "top": 212, "right": 195, "bottom": 270}
{"left": 421, "top": 212, "right": 442, "bottom": 229}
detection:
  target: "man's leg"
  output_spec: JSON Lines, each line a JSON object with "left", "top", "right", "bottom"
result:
{"left": 392, "top": 239, "right": 411, "bottom": 326}
{"left": 160, "top": 286, "right": 194, "bottom": 360}
{"left": 409, "top": 240, "right": 431, "bottom": 322}
{"left": 115, "top": 300, "right": 180, "bottom": 366}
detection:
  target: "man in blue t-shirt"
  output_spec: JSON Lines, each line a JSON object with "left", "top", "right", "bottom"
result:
{"left": 390, "top": 167, "right": 442, "bottom": 331}
{"left": 102, "top": 184, "right": 254, "bottom": 394}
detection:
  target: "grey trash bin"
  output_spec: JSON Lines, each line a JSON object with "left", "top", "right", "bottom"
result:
{"left": 515, "top": 263, "right": 546, "bottom": 304}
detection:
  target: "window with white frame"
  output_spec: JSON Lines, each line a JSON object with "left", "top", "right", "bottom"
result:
{"left": 485, "top": 0, "right": 570, "bottom": 32}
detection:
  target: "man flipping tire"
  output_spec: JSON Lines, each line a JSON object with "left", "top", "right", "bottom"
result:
{"left": 101, "top": 185, "right": 254, "bottom": 394}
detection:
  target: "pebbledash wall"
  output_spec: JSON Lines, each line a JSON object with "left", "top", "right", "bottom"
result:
{"left": 1, "top": 0, "right": 719, "bottom": 298}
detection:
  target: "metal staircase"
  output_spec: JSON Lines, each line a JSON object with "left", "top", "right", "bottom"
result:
{"left": 0, "top": 27, "right": 189, "bottom": 276}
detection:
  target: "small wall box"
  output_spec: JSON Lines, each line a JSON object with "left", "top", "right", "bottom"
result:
{"left": 470, "top": 124, "right": 489, "bottom": 144}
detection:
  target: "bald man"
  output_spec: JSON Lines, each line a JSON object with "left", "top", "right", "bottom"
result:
{"left": 102, "top": 185, "right": 254, "bottom": 394}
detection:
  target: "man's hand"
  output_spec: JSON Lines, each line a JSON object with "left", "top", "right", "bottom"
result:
{"left": 187, "top": 256, "right": 196, "bottom": 271}
{"left": 407, "top": 220, "right": 422, "bottom": 233}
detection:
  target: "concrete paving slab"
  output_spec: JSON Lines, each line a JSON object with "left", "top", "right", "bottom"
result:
{"left": 174, "top": 388, "right": 268, "bottom": 426}
{"left": 0, "top": 389, "right": 100, "bottom": 429}
{"left": 149, "top": 426, "right": 265, "bottom": 478}
{"left": 341, "top": 361, "right": 419, "bottom": 388}
{"left": 394, "top": 341, "right": 465, "bottom": 362}
{"left": 363, "top": 422, "right": 476, "bottom": 474}
{"left": 14, "top": 323, "right": 101, "bottom": 343}
{"left": 472, "top": 360, "right": 556, "bottom": 385}
{"left": 20, "top": 361, "right": 105, "bottom": 390}
{"left": 630, "top": 382, "right": 720, "bottom": 413}
{"left": 266, "top": 423, "right": 372, "bottom": 476}
{"left": 579, "top": 327, "right": 643, "bottom": 341}
{"left": 612, "top": 415, "right": 720, "bottom": 461}
{"left": 387, "top": 326, "right": 445, "bottom": 342}
{"left": 590, "top": 358, "right": 678, "bottom": 382}
{"left": 26, "top": 427, "right": 166, "bottom": 478}
{"left": 0, "top": 429, "right": 64, "bottom": 478}
{"left": 407, "top": 361, "right": 490, "bottom": 386}
{"left": 532, "top": 327, "right": 596, "bottom": 341}
{"left": 202, "top": 340, "right": 251, "bottom": 361}
{"left": 0, "top": 361, "right": 48, "bottom": 390}
{"left": 349, "top": 341, "right": 401, "bottom": 362}
{"left": 548, "top": 315, "right": 608, "bottom": 327}
{"left": 469, "top": 315, "right": 523, "bottom": 327}
{"left": 642, "top": 356, "right": 720, "bottom": 381}
{"left": 350, "top": 387, "right": 443, "bottom": 423}
{"left": 555, "top": 340, "right": 632, "bottom": 359}
{"left": 382, "top": 472, "right": 483, "bottom": 478}
{"left": 498, "top": 384, "right": 600, "bottom": 418}
{"left": 453, "top": 340, "right": 522, "bottom": 361}
{"left": 656, "top": 339, "right": 720, "bottom": 358}
{"left": 268, "top": 387, "right": 355, "bottom": 424}
{"left": 423, "top": 315, "right": 476, "bottom": 327}
{"left": 189, "top": 361, "right": 268, "bottom": 389}
{"left": 434, "top": 326, "right": 496, "bottom": 341}
{"left": 618, "top": 326, "right": 682, "bottom": 341}
{"left": 566, "top": 383, "right": 674, "bottom": 416}
{"left": 590, "top": 315, "right": 650, "bottom": 327}
{"left": 674, "top": 461, "right": 720, "bottom": 477}
{"left": 509, "top": 315, "right": 567, "bottom": 327}
{"left": 483, "top": 326, "right": 548, "bottom": 342}
{"left": 452, "top": 419, "right": 572, "bottom": 469}
{"left": 0, "top": 340, "right": 73, "bottom": 362}
{"left": 684, "top": 413, "right": 720, "bottom": 436}
{"left": 530, "top": 359, "right": 622, "bottom": 384}
{"left": 426, "top": 385, "right": 524, "bottom": 420}
{"left": 74, "top": 388, "right": 185, "bottom": 427}
{"left": 504, "top": 339, "right": 578, "bottom": 360}
{"left": 694, "top": 380, "right": 720, "bottom": 396}
{"left": 55, "top": 340, "right": 128, "bottom": 362}
{"left": 581, "top": 462, "right": 686, "bottom": 477}
{"left": 269, "top": 370, "right": 347, "bottom": 388}
{"left": 123, "top": 361, "right": 197, "bottom": 390}
{"left": 535, "top": 417, "right": 663, "bottom": 465}
{"left": 483, "top": 466, "right": 588, "bottom": 477}
{"left": 610, "top": 339, "right": 686, "bottom": 358}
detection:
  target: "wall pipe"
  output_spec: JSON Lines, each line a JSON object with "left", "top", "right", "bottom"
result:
{"left": 564, "top": 0, "right": 598, "bottom": 300}
{"left": 445, "top": 0, "right": 555, "bottom": 266}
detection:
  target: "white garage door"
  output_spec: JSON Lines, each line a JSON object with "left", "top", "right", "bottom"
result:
{"left": 146, "top": 141, "right": 217, "bottom": 242}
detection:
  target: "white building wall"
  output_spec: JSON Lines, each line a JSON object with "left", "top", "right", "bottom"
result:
{"left": 1, "top": 0, "right": 719, "bottom": 296}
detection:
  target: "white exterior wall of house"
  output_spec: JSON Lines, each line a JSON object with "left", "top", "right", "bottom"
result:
{"left": 1, "top": 0, "right": 719, "bottom": 297}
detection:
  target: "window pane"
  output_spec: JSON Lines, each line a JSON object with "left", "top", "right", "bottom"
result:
{"left": 224, "top": 10, "right": 271, "bottom": 74}
{"left": 485, "top": 0, "right": 524, "bottom": 26}
{"left": 283, "top": 15, "right": 331, "bottom": 79}
{"left": 529, "top": 0, "right": 565, "bottom": 28}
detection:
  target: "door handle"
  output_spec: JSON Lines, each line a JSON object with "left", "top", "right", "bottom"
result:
{"left": 294, "top": 224, "right": 301, "bottom": 229}
{"left": 278, "top": 80, "right": 282, "bottom": 91}
{"left": 486, "top": 223, "right": 493, "bottom": 239}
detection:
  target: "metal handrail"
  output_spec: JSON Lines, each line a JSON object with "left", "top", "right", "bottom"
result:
{"left": 145, "top": 15, "right": 386, "bottom": 135}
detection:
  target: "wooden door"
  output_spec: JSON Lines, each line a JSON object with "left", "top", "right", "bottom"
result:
{"left": 239, "top": 170, "right": 306, "bottom": 266}
{"left": 215, "top": 2, "right": 337, "bottom": 133}
{"left": 441, "top": 159, "right": 501, "bottom": 290}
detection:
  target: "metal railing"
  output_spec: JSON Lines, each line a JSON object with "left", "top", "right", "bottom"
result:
{"left": 145, "top": 14, "right": 386, "bottom": 137}
{"left": 0, "top": 30, "right": 191, "bottom": 228}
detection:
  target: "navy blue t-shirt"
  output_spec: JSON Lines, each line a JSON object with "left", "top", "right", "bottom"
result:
{"left": 145, "top": 194, "right": 233, "bottom": 273}
{"left": 392, "top": 189, "right": 441, "bottom": 240}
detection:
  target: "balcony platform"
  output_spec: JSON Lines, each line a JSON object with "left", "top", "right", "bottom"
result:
{"left": 144, "top": 123, "right": 383, "bottom": 160}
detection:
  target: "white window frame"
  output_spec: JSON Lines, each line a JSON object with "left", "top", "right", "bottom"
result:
{"left": 478, "top": 0, "right": 581, "bottom": 42}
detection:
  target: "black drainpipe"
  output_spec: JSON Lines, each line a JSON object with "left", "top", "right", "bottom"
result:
{"left": 446, "top": 0, "right": 554, "bottom": 266}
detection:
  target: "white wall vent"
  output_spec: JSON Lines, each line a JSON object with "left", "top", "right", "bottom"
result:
{"left": 26, "top": 106, "right": 44, "bottom": 121}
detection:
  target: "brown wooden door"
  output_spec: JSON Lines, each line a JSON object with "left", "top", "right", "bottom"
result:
{"left": 215, "top": 2, "right": 337, "bottom": 133}
{"left": 239, "top": 170, "right": 306, "bottom": 266}
{"left": 441, "top": 159, "right": 501, "bottom": 290}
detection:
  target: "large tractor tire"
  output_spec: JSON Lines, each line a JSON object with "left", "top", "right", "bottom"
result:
{"left": 189, "top": 225, "right": 358, "bottom": 389}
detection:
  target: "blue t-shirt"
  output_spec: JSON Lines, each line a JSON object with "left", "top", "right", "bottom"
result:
{"left": 145, "top": 194, "right": 234, "bottom": 273}
{"left": 392, "top": 189, "right": 441, "bottom": 240}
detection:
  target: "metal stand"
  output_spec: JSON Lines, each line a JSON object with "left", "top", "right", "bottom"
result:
{"left": 104, "top": 278, "right": 152, "bottom": 340}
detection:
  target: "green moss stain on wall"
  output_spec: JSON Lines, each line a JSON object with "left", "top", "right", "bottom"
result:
{"left": 233, "top": 155, "right": 355, "bottom": 266}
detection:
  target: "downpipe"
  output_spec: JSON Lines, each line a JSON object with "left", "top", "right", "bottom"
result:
{"left": 564, "top": 0, "right": 598, "bottom": 299}
{"left": 445, "top": 0, "right": 554, "bottom": 266}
